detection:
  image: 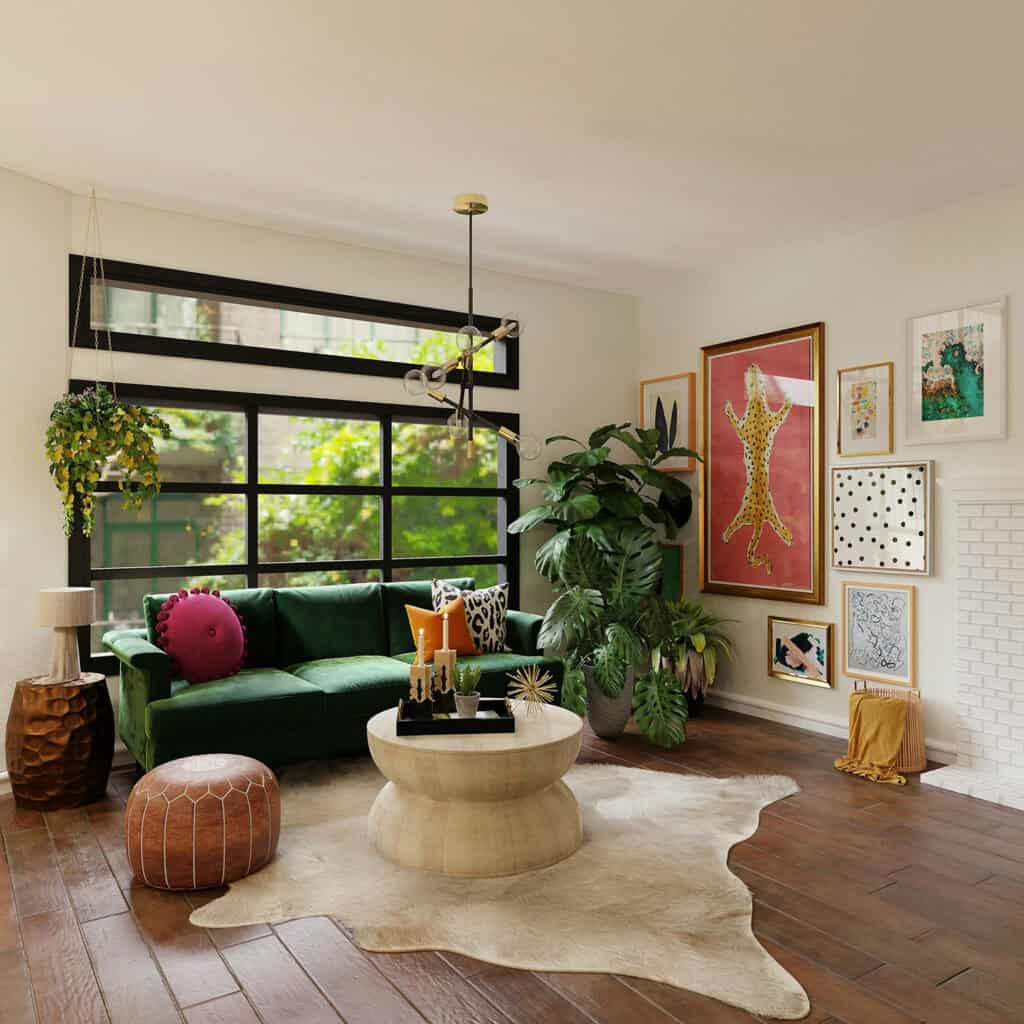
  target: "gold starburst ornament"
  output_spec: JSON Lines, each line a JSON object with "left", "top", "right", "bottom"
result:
{"left": 507, "top": 664, "right": 556, "bottom": 714}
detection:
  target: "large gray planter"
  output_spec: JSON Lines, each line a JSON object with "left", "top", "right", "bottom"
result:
{"left": 583, "top": 666, "right": 636, "bottom": 739}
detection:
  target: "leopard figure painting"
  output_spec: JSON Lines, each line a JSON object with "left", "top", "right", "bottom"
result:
{"left": 721, "top": 363, "right": 793, "bottom": 575}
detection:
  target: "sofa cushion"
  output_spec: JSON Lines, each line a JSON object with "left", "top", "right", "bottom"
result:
{"left": 393, "top": 651, "right": 564, "bottom": 701}
{"left": 155, "top": 590, "right": 246, "bottom": 684}
{"left": 289, "top": 655, "right": 412, "bottom": 718}
{"left": 380, "top": 578, "right": 474, "bottom": 656}
{"left": 147, "top": 667, "right": 325, "bottom": 768}
{"left": 275, "top": 583, "right": 385, "bottom": 666}
{"left": 145, "top": 588, "right": 278, "bottom": 669}
{"left": 432, "top": 580, "right": 509, "bottom": 653}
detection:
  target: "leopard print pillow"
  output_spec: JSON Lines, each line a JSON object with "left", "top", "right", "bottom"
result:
{"left": 432, "top": 580, "right": 509, "bottom": 653}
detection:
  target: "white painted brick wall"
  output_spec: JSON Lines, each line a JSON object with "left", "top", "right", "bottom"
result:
{"left": 957, "top": 501, "right": 1024, "bottom": 780}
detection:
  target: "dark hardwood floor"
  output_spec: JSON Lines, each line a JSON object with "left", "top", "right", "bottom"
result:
{"left": 3, "top": 707, "right": 1024, "bottom": 1023}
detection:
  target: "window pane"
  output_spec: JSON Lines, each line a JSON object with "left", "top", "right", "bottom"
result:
{"left": 94, "top": 281, "right": 499, "bottom": 371}
{"left": 391, "top": 421, "right": 500, "bottom": 488}
{"left": 90, "top": 572, "right": 247, "bottom": 653}
{"left": 390, "top": 563, "right": 501, "bottom": 588}
{"left": 392, "top": 496, "right": 500, "bottom": 558}
{"left": 258, "top": 494, "right": 380, "bottom": 561}
{"left": 92, "top": 493, "right": 245, "bottom": 568}
{"left": 258, "top": 569, "right": 382, "bottom": 588}
{"left": 259, "top": 414, "right": 379, "bottom": 485}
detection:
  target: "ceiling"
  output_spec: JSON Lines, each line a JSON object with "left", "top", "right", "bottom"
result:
{"left": 4, "top": 1, "right": 1024, "bottom": 292}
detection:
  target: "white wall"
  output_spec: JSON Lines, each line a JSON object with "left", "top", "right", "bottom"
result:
{"left": 0, "top": 171, "right": 636, "bottom": 763}
{"left": 636, "top": 181, "right": 1024, "bottom": 757}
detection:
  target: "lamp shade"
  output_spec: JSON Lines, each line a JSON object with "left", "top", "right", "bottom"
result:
{"left": 37, "top": 587, "right": 95, "bottom": 628}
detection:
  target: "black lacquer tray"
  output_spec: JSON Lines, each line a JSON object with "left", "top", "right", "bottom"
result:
{"left": 396, "top": 697, "right": 516, "bottom": 735}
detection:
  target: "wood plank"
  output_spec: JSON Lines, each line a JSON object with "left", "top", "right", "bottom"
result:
{"left": 469, "top": 966, "right": 595, "bottom": 1024}
{"left": 82, "top": 912, "right": 182, "bottom": 1024}
{"left": 49, "top": 811, "right": 127, "bottom": 922}
{"left": 220, "top": 934, "right": 339, "bottom": 1024}
{"left": 941, "top": 967, "right": 1024, "bottom": 1016}
{"left": 185, "top": 890, "right": 272, "bottom": 949}
{"left": 976, "top": 874, "right": 1024, "bottom": 906}
{"left": 366, "top": 950, "right": 513, "bottom": 1024}
{"left": 438, "top": 950, "right": 492, "bottom": 979}
{"left": 880, "top": 824, "right": 1024, "bottom": 884}
{"left": 858, "top": 963, "right": 1015, "bottom": 1024}
{"left": 0, "top": 947, "right": 37, "bottom": 1024}
{"left": 127, "top": 885, "right": 238, "bottom": 1008}
{"left": 0, "top": 848, "right": 21, "bottom": 953}
{"left": 275, "top": 916, "right": 425, "bottom": 1023}
{"left": 623, "top": 977, "right": 766, "bottom": 1022}
{"left": 87, "top": 809, "right": 134, "bottom": 892}
{"left": 910, "top": 928, "right": 1024, "bottom": 996}
{"left": 21, "top": 907, "right": 108, "bottom": 1024}
{"left": 751, "top": 901, "right": 883, "bottom": 980}
{"left": 6, "top": 829, "right": 70, "bottom": 918}
{"left": 0, "top": 796, "right": 45, "bottom": 836}
{"left": 184, "top": 993, "right": 262, "bottom": 1024}
{"left": 761, "top": 940, "right": 917, "bottom": 1024}
{"left": 540, "top": 973, "right": 682, "bottom": 1023}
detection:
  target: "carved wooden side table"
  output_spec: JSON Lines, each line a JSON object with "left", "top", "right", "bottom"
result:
{"left": 5, "top": 673, "right": 114, "bottom": 810}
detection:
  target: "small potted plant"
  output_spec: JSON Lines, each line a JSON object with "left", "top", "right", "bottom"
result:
{"left": 453, "top": 664, "right": 482, "bottom": 718}
{"left": 661, "top": 599, "right": 735, "bottom": 716}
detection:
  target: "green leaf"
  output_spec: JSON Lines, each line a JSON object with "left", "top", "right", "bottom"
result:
{"left": 632, "top": 669, "right": 688, "bottom": 748}
{"left": 654, "top": 446, "right": 703, "bottom": 464}
{"left": 596, "top": 486, "right": 644, "bottom": 519}
{"left": 552, "top": 493, "right": 601, "bottom": 523}
{"left": 538, "top": 587, "right": 604, "bottom": 652}
{"left": 691, "top": 631, "right": 706, "bottom": 653}
{"left": 561, "top": 662, "right": 587, "bottom": 716}
{"left": 534, "top": 531, "right": 571, "bottom": 579}
{"left": 507, "top": 504, "right": 557, "bottom": 534}
{"left": 588, "top": 423, "right": 630, "bottom": 449}
{"left": 605, "top": 522, "right": 663, "bottom": 607}
{"left": 562, "top": 446, "right": 610, "bottom": 469}
{"left": 591, "top": 644, "right": 626, "bottom": 698}
{"left": 513, "top": 478, "right": 548, "bottom": 489}
{"left": 545, "top": 434, "right": 584, "bottom": 447}
{"left": 606, "top": 623, "right": 644, "bottom": 666}
{"left": 560, "top": 534, "right": 610, "bottom": 590}
{"left": 703, "top": 645, "right": 717, "bottom": 685}
{"left": 623, "top": 464, "right": 692, "bottom": 502}
{"left": 606, "top": 428, "right": 658, "bottom": 462}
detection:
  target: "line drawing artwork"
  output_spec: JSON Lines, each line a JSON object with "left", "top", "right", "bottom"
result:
{"left": 847, "top": 588, "right": 909, "bottom": 677}
{"left": 722, "top": 364, "right": 793, "bottom": 574}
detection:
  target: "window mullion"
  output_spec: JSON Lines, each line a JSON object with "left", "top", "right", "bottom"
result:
{"left": 246, "top": 401, "right": 259, "bottom": 588}
{"left": 381, "top": 412, "right": 393, "bottom": 582}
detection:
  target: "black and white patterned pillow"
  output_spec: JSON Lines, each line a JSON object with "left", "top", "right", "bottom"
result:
{"left": 432, "top": 580, "right": 509, "bottom": 653}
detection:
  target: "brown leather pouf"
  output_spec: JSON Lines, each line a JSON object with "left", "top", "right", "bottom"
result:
{"left": 125, "top": 753, "right": 280, "bottom": 890}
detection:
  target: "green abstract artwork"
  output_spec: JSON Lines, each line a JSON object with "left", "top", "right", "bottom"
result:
{"left": 920, "top": 324, "right": 984, "bottom": 422}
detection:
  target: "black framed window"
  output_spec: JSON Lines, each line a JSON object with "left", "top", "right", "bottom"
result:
{"left": 69, "top": 255, "right": 518, "bottom": 389}
{"left": 70, "top": 380, "right": 520, "bottom": 673}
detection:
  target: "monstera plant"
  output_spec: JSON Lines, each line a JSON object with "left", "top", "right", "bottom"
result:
{"left": 509, "top": 423, "right": 700, "bottom": 748}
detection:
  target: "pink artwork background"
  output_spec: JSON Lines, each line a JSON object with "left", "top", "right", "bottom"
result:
{"left": 706, "top": 336, "right": 814, "bottom": 593}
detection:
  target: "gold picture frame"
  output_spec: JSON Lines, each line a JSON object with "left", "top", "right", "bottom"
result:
{"left": 767, "top": 616, "right": 834, "bottom": 688}
{"left": 842, "top": 580, "right": 917, "bottom": 688}
{"left": 699, "top": 322, "right": 825, "bottom": 604}
{"left": 639, "top": 371, "right": 697, "bottom": 473}
{"left": 836, "top": 361, "right": 894, "bottom": 457}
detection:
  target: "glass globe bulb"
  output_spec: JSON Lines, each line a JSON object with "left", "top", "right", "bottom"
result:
{"left": 423, "top": 364, "right": 447, "bottom": 389}
{"left": 516, "top": 433, "right": 543, "bottom": 461}
{"left": 447, "top": 411, "right": 469, "bottom": 439}
{"left": 457, "top": 325, "right": 482, "bottom": 351}
{"left": 403, "top": 367, "right": 428, "bottom": 396}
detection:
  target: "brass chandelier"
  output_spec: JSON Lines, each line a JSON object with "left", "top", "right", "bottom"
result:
{"left": 402, "top": 193, "right": 541, "bottom": 461}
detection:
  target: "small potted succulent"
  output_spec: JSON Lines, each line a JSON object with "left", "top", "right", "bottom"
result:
{"left": 453, "top": 664, "right": 482, "bottom": 718}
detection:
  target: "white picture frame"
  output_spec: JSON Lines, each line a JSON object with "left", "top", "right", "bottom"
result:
{"left": 906, "top": 298, "right": 1006, "bottom": 445}
{"left": 842, "top": 581, "right": 917, "bottom": 688}
{"left": 830, "top": 461, "right": 933, "bottom": 575}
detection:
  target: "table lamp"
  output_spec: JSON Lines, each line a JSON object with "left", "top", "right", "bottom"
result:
{"left": 36, "top": 587, "right": 95, "bottom": 683}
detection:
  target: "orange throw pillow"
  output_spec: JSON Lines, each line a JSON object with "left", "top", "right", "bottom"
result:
{"left": 405, "top": 596, "right": 480, "bottom": 661}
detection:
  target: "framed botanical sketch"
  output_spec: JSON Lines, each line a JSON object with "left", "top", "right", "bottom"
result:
{"left": 831, "top": 461, "right": 932, "bottom": 575}
{"left": 842, "top": 581, "right": 916, "bottom": 687}
{"left": 768, "top": 616, "right": 834, "bottom": 688}
{"left": 640, "top": 372, "right": 697, "bottom": 472}
{"left": 700, "top": 322, "right": 825, "bottom": 604}
{"left": 836, "top": 362, "right": 893, "bottom": 456}
{"left": 907, "top": 298, "right": 1006, "bottom": 445}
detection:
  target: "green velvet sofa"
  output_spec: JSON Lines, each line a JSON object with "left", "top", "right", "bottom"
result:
{"left": 103, "top": 578, "right": 561, "bottom": 771}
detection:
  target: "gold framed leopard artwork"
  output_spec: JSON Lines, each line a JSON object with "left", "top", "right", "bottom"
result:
{"left": 699, "top": 323, "right": 825, "bottom": 604}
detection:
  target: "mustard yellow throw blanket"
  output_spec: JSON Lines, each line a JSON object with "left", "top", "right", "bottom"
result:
{"left": 834, "top": 690, "right": 908, "bottom": 785}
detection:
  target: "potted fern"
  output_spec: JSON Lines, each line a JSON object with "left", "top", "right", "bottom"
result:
{"left": 509, "top": 423, "right": 699, "bottom": 748}
{"left": 661, "top": 599, "right": 736, "bottom": 716}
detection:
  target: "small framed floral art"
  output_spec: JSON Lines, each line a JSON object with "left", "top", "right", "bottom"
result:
{"left": 836, "top": 362, "right": 893, "bottom": 457}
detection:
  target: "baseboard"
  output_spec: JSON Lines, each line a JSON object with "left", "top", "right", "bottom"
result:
{"left": 0, "top": 746, "right": 136, "bottom": 797}
{"left": 705, "top": 689, "right": 955, "bottom": 766}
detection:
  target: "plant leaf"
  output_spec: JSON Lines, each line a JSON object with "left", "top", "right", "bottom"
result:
{"left": 703, "top": 645, "right": 717, "bottom": 685}
{"left": 596, "top": 486, "right": 644, "bottom": 519}
{"left": 561, "top": 663, "right": 587, "bottom": 716}
{"left": 591, "top": 644, "right": 625, "bottom": 698}
{"left": 606, "top": 622, "right": 644, "bottom": 666}
{"left": 632, "top": 668, "right": 688, "bottom": 748}
{"left": 538, "top": 587, "right": 604, "bottom": 652}
{"left": 507, "top": 504, "right": 557, "bottom": 534}
{"left": 562, "top": 446, "right": 610, "bottom": 469}
{"left": 587, "top": 423, "right": 630, "bottom": 449}
{"left": 552, "top": 493, "right": 601, "bottom": 523}
{"left": 691, "top": 631, "right": 706, "bottom": 653}
{"left": 545, "top": 434, "right": 584, "bottom": 447}
{"left": 654, "top": 446, "right": 702, "bottom": 464}
{"left": 534, "top": 531, "right": 571, "bottom": 579}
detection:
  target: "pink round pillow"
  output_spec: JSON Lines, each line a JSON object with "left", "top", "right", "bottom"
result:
{"left": 155, "top": 588, "right": 246, "bottom": 684}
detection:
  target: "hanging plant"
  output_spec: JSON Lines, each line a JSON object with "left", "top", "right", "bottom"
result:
{"left": 46, "top": 384, "right": 171, "bottom": 538}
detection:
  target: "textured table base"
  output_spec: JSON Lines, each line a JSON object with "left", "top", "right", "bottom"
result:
{"left": 368, "top": 779, "right": 583, "bottom": 877}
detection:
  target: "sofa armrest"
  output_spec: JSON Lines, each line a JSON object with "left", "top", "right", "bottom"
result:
{"left": 103, "top": 629, "right": 173, "bottom": 703}
{"left": 506, "top": 610, "right": 543, "bottom": 655}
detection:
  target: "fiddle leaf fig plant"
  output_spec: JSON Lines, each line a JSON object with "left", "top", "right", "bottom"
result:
{"left": 508, "top": 422, "right": 701, "bottom": 748}
{"left": 46, "top": 385, "right": 172, "bottom": 538}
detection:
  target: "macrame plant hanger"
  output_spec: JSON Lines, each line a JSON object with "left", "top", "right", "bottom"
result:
{"left": 68, "top": 189, "right": 118, "bottom": 400}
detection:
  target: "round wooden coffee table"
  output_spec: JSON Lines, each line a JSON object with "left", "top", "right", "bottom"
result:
{"left": 366, "top": 701, "right": 583, "bottom": 878}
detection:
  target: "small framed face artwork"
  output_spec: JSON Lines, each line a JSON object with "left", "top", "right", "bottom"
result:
{"left": 907, "top": 298, "right": 1006, "bottom": 444}
{"left": 831, "top": 461, "right": 932, "bottom": 574}
{"left": 639, "top": 372, "right": 697, "bottom": 472}
{"left": 836, "top": 362, "right": 893, "bottom": 456}
{"left": 842, "top": 581, "right": 916, "bottom": 687}
{"left": 768, "top": 617, "right": 833, "bottom": 688}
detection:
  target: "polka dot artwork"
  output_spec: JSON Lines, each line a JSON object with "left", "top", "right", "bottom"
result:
{"left": 830, "top": 462, "right": 932, "bottom": 575}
